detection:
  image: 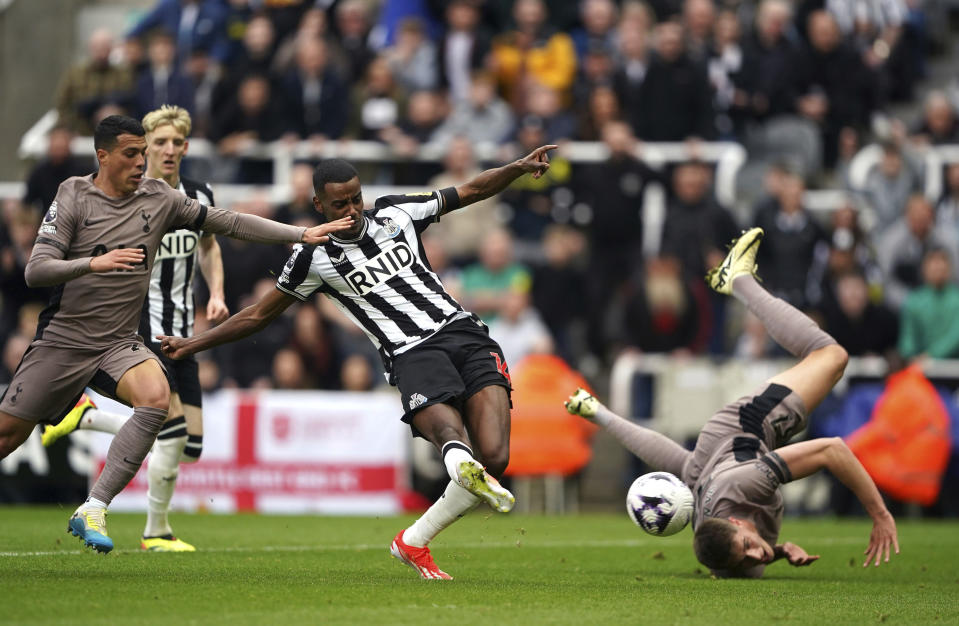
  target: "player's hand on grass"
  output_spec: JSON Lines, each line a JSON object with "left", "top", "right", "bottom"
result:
{"left": 89, "top": 247, "right": 144, "bottom": 272}
{"left": 156, "top": 335, "right": 192, "bottom": 360}
{"left": 778, "top": 542, "right": 819, "bottom": 567}
{"left": 864, "top": 509, "right": 899, "bottom": 567}
{"left": 517, "top": 144, "right": 558, "bottom": 180}
{"left": 302, "top": 216, "right": 355, "bottom": 244}
{"left": 206, "top": 296, "right": 230, "bottom": 325}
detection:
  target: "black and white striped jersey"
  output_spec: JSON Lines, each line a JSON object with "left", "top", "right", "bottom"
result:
{"left": 139, "top": 177, "right": 214, "bottom": 340}
{"left": 276, "top": 187, "right": 479, "bottom": 376}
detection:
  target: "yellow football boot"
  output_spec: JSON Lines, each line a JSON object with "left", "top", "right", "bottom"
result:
{"left": 43, "top": 394, "right": 96, "bottom": 447}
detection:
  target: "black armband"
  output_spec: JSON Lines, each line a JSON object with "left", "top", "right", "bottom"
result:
{"left": 438, "top": 186, "right": 461, "bottom": 213}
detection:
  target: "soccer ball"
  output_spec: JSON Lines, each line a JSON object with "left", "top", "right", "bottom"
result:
{"left": 626, "top": 471, "right": 694, "bottom": 536}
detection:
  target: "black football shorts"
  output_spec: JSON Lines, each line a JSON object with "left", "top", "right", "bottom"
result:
{"left": 391, "top": 317, "right": 512, "bottom": 436}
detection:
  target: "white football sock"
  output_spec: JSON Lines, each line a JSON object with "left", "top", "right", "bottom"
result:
{"left": 76, "top": 497, "right": 108, "bottom": 514}
{"left": 144, "top": 434, "right": 187, "bottom": 538}
{"left": 402, "top": 481, "right": 481, "bottom": 547}
{"left": 441, "top": 440, "right": 475, "bottom": 484}
{"left": 78, "top": 408, "right": 129, "bottom": 435}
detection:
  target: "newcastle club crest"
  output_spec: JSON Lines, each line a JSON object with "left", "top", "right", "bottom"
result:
{"left": 382, "top": 218, "right": 401, "bottom": 238}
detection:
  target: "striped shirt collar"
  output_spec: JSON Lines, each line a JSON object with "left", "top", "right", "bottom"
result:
{"left": 329, "top": 215, "right": 369, "bottom": 243}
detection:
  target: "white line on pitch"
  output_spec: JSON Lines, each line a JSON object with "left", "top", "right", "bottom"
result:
{"left": 0, "top": 536, "right": 878, "bottom": 558}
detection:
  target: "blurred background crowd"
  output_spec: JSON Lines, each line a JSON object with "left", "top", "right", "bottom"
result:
{"left": 2, "top": 0, "right": 959, "bottom": 446}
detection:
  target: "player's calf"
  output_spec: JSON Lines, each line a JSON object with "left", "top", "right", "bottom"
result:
{"left": 475, "top": 444, "right": 509, "bottom": 479}
{"left": 88, "top": 406, "right": 167, "bottom": 505}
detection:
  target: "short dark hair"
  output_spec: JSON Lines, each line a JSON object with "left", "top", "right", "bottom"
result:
{"left": 313, "top": 159, "right": 358, "bottom": 195}
{"left": 94, "top": 115, "right": 145, "bottom": 152}
{"left": 923, "top": 245, "right": 951, "bottom": 263}
{"left": 693, "top": 518, "right": 738, "bottom": 570}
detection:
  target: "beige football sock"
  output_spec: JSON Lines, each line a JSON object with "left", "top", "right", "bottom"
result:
{"left": 88, "top": 406, "right": 166, "bottom": 505}
{"left": 731, "top": 274, "right": 836, "bottom": 358}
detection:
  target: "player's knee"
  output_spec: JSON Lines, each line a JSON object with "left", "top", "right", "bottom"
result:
{"left": 135, "top": 381, "right": 171, "bottom": 410}
{"left": 826, "top": 344, "right": 849, "bottom": 378}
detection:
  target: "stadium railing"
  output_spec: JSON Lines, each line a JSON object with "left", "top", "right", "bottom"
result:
{"left": 26, "top": 113, "right": 959, "bottom": 240}
{"left": 17, "top": 109, "right": 747, "bottom": 202}
{"left": 14, "top": 110, "right": 749, "bottom": 238}
{"left": 847, "top": 141, "right": 959, "bottom": 205}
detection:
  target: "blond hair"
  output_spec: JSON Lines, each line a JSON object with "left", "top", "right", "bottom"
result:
{"left": 142, "top": 105, "right": 192, "bottom": 137}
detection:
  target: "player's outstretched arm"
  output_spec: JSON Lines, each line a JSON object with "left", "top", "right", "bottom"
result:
{"left": 197, "top": 203, "right": 354, "bottom": 245}
{"left": 158, "top": 288, "right": 297, "bottom": 359}
{"left": 452, "top": 144, "right": 558, "bottom": 210}
{"left": 775, "top": 437, "right": 899, "bottom": 567}
{"left": 24, "top": 244, "right": 145, "bottom": 287}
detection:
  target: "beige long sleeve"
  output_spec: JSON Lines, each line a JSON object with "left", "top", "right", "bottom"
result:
{"left": 24, "top": 243, "right": 92, "bottom": 287}
{"left": 199, "top": 207, "right": 306, "bottom": 244}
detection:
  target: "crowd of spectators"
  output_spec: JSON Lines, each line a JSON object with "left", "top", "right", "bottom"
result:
{"left": 4, "top": 0, "right": 959, "bottom": 395}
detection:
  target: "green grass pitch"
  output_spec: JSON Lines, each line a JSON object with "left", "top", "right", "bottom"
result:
{"left": 1, "top": 507, "right": 957, "bottom": 625}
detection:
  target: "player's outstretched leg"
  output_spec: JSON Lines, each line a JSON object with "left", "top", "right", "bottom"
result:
{"left": 565, "top": 389, "right": 691, "bottom": 477}
{"left": 70, "top": 405, "right": 168, "bottom": 553}
{"left": 390, "top": 400, "right": 513, "bottom": 579}
{"left": 707, "top": 227, "right": 846, "bottom": 413}
{"left": 707, "top": 227, "right": 836, "bottom": 360}
{"left": 41, "top": 394, "right": 97, "bottom": 447}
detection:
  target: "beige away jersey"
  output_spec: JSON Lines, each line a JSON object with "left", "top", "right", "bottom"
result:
{"left": 32, "top": 175, "right": 217, "bottom": 348}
